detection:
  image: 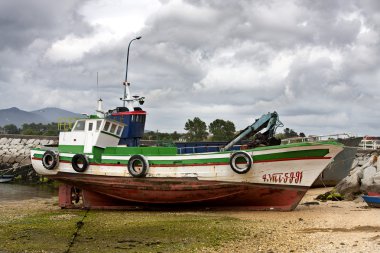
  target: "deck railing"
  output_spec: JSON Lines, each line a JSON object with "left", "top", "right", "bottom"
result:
{"left": 177, "top": 145, "right": 242, "bottom": 154}
{"left": 281, "top": 133, "right": 355, "bottom": 145}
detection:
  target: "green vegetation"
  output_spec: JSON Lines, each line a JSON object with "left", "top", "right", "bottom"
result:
{"left": 144, "top": 131, "right": 185, "bottom": 143}
{"left": 208, "top": 119, "right": 236, "bottom": 141}
{"left": 275, "top": 127, "right": 306, "bottom": 140}
{"left": 0, "top": 210, "right": 250, "bottom": 253}
{"left": 184, "top": 117, "right": 208, "bottom": 141}
{"left": 0, "top": 123, "right": 59, "bottom": 136}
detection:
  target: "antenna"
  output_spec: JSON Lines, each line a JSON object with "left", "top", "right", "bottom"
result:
{"left": 97, "top": 71, "right": 99, "bottom": 99}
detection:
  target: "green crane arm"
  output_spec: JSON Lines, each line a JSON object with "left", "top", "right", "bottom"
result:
{"left": 222, "top": 111, "right": 281, "bottom": 151}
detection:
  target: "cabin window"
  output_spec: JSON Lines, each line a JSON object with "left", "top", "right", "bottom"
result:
{"left": 88, "top": 123, "right": 93, "bottom": 131}
{"left": 116, "top": 126, "right": 122, "bottom": 136}
{"left": 96, "top": 120, "right": 102, "bottom": 131}
{"left": 103, "top": 122, "right": 110, "bottom": 131}
{"left": 110, "top": 124, "right": 117, "bottom": 134}
{"left": 73, "top": 121, "right": 85, "bottom": 131}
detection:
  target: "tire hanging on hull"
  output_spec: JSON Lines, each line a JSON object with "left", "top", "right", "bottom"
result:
{"left": 71, "top": 154, "right": 89, "bottom": 173}
{"left": 128, "top": 154, "right": 149, "bottom": 178}
{"left": 229, "top": 151, "right": 253, "bottom": 174}
{"left": 42, "top": 150, "right": 59, "bottom": 170}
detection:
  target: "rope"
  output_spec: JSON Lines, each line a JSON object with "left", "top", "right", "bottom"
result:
{"left": 65, "top": 209, "right": 89, "bottom": 253}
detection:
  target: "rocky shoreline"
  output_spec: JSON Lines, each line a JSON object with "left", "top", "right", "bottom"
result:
{"left": 336, "top": 151, "right": 380, "bottom": 199}
{"left": 0, "top": 135, "right": 58, "bottom": 181}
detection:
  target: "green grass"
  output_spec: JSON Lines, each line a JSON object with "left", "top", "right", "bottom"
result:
{"left": 0, "top": 210, "right": 248, "bottom": 253}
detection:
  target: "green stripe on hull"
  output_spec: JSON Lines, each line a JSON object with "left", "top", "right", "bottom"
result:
{"left": 252, "top": 149, "right": 329, "bottom": 162}
{"left": 95, "top": 149, "right": 329, "bottom": 165}
{"left": 33, "top": 141, "right": 339, "bottom": 166}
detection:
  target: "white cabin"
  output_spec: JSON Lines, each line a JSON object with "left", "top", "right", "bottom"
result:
{"left": 59, "top": 118, "right": 125, "bottom": 153}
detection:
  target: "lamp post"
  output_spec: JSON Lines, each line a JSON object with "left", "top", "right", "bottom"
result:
{"left": 123, "top": 36, "right": 142, "bottom": 107}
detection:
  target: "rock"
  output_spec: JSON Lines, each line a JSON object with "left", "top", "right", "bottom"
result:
{"left": 349, "top": 166, "right": 364, "bottom": 178}
{"left": 360, "top": 154, "right": 378, "bottom": 170}
{"left": 19, "top": 158, "right": 31, "bottom": 166}
{"left": 0, "top": 137, "right": 8, "bottom": 144}
{"left": 2, "top": 155, "right": 11, "bottom": 163}
{"left": 40, "top": 139, "right": 50, "bottom": 146}
{"left": 8, "top": 148, "right": 18, "bottom": 155}
{"left": 10, "top": 138, "right": 21, "bottom": 145}
{"left": 335, "top": 170, "right": 361, "bottom": 198}
{"left": 374, "top": 172, "right": 380, "bottom": 184}
{"left": 360, "top": 166, "right": 377, "bottom": 191}
{"left": 26, "top": 139, "right": 36, "bottom": 144}
{"left": 350, "top": 159, "right": 359, "bottom": 170}
{"left": 363, "top": 166, "right": 377, "bottom": 179}
{"left": 8, "top": 156, "right": 15, "bottom": 164}
{"left": 15, "top": 155, "right": 27, "bottom": 163}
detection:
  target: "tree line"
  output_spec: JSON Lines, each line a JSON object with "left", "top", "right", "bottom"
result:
{"left": 0, "top": 119, "right": 305, "bottom": 142}
{"left": 0, "top": 123, "right": 59, "bottom": 136}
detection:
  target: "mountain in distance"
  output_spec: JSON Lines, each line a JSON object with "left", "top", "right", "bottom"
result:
{"left": 0, "top": 107, "right": 83, "bottom": 127}
{"left": 31, "top": 107, "right": 82, "bottom": 122}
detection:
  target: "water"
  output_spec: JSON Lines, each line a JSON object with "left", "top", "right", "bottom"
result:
{"left": 0, "top": 183, "right": 57, "bottom": 202}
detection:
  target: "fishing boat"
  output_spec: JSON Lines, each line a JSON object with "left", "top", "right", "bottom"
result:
{"left": 30, "top": 49, "right": 344, "bottom": 211}
{"left": 30, "top": 101, "right": 343, "bottom": 211}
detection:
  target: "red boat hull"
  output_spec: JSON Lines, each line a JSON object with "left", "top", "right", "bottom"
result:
{"left": 53, "top": 172, "right": 308, "bottom": 211}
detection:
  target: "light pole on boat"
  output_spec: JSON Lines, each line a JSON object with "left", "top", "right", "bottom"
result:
{"left": 123, "top": 36, "right": 142, "bottom": 107}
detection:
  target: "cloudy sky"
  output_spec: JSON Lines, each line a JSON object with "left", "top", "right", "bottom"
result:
{"left": 0, "top": 0, "right": 379, "bottom": 136}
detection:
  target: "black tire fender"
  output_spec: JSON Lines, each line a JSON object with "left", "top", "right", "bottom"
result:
{"left": 229, "top": 151, "right": 253, "bottom": 174}
{"left": 71, "top": 154, "right": 89, "bottom": 173}
{"left": 42, "top": 150, "right": 59, "bottom": 170}
{"left": 128, "top": 155, "right": 149, "bottom": 178}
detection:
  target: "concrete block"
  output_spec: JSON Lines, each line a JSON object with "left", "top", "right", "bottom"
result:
{"left": 2, "top": 155, "right": 11, "bottom": 163}
{"left": 8, "top": 156, "right": 16, "bottom": 164}
{"left": 40, "top": 140, "right": 50, "bottom": 146}
{"left": 27, "top": 139, "right": 36, "bottom": 144}
{"left": 10, "top": 139, "right": 21, "bottom": 145}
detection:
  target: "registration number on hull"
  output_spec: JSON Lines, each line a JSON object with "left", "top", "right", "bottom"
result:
{"left": 262, "top": 171, "right": 303, "bottom": 184}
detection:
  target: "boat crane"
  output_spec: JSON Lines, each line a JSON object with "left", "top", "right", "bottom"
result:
{"left": 222, "top": 111, "right": 283, "bottom": 151}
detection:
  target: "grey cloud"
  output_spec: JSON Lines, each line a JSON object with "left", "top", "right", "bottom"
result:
{"left": 1, "top": 0, "right": 380, "bottom": 136}
{"left": 0, "top": 0, "right": 92, "bottom": 50}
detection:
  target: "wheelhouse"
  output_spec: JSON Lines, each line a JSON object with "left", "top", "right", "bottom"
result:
{"left": 59, "top": 118, "right": 125, "bottom": 153}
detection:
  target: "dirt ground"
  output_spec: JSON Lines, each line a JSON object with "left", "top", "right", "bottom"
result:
{"left": 219, "top": 188, "right": 380, "bottom": 253}
{"left": 0, "top": 187, "right": 379, "bottom": 253}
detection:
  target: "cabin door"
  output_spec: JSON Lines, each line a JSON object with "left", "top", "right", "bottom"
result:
{"left": 84, "top": 122, "right": 95, "bottom": 153}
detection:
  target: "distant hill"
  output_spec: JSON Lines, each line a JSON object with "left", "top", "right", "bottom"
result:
{"left": 0, "top": 107, "right": 82, "bottom": 127}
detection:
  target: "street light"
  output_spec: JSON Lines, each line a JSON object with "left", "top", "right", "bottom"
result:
{"left": 123, "top": 36, "right": 142, "bottom": 107}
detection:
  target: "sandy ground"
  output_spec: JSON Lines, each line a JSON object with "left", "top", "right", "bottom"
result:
{"left": 218, "top": 188, "right": 380, "bottom": 253}
{"left": 1, "top": 188, "right": 379, "bottom": 253}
